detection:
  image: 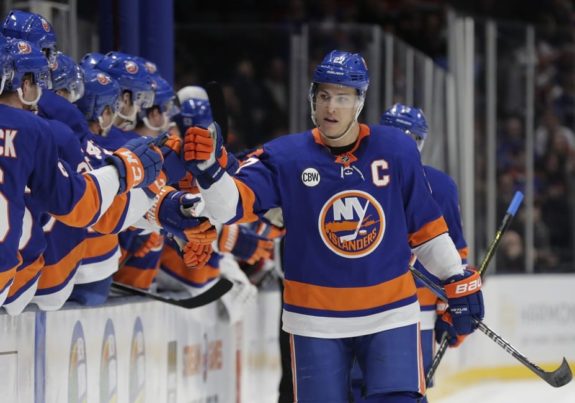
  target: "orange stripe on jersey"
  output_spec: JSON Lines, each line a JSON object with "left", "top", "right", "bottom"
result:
{"left": 160, "top": 245, "right": 220, "bottom": 284}
{"left": 84, "top": 234, "right": 118, "bottom": 259}
{"left": 289, "top": 334, "right": 298, "bottom": 399}
{"left": 113, "top": 265, "right": 158, "bottom": 290}
{"left": 233, "top": 178, "right": 259, "bottom": 223}
{"left": 8, "top": 255, "right": 45, "bottom": 297}
{"left": 408, "top": 216, "right": 448, "bottom": 247}
{"left": 0, "top": 253, "right": 23, "bottom": 291}
{"left": 37, "top": 241, "right": 86, "bottom": 289}
{"left": 416, "top": 286, "right": 438, "bottom": 307}
{"left": 459, "top": 246, "right": 469, "bottom": 260}
{"left": 52, "top": 174, "right": 101, "bottom": 228}
{"left": 284, "top": 271, "right": 417, "bottom": 312}
{"left": 417, "top": 322, "right": 426, "bottom": 395}
{"left": 91, "top": 193, "right": 129, "bottom": 234}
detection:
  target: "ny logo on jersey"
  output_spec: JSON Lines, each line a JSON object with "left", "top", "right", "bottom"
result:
{"left": 318, "top": 190, "right": 385, "bottom": 258}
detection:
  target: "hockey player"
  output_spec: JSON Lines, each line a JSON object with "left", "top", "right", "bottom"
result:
{"left": 0, "top": 38, "right": 163, "bottom": 307}
{"left": 350, "top": 104, "right": 470, "bottom": 402}
{"left": 183, "top": 50, "right": 484, "bottom": 402}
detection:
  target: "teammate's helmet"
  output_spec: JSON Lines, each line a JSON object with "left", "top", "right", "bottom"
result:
{"left": 1, "top": 10, "right": 57, "bottom": 63}
{"left": 95, "top": 52, "right": 155, "bottom": 109}
{"left": 2, "top": 38, "right": 52, "bottom": 92}
{"left": 177, "top": 85, "right": 213, "bottom": 128}
{"left": 311, "top": 50, "right": 369, "bottom": 92}
{"left": 80, "top": 52, "right": 105, "bottom": 69}
{"left": 51, "top": 51, "right": 85, "bottom": 102}
{"left": 76, "top": 67, "right": 121, "bottom": 123}
{"left": 380, "top": 103, "right": 428, "bottom": 151}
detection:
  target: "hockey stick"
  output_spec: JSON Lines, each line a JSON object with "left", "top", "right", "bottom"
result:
{"left": 410, "top": 267, "right": 573, "bottom": 387}
{"left": 111, "top": 277, "right": 233, "bottom": 309}
{"left": 204, "top": 81, "right": 228, "bottom": 143}
{"left": 425, "top": 191, "right": 524, "bottom": 385}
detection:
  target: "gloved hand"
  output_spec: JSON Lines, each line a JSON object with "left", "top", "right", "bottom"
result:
{"left": 435, "top": 312, "right": 467, "bottom": 347}
{"left": 183, "top": 241, "right": 213, "bottom": 269}
{"left": 133, "top": 231, "right": 163, "bottom": 258}
{"left": 147, "top": 186, "right": 205, "bottom": 240}
{"left": 182, "top": 123, "right": 227, "bottom": 188}
{"left": 106, "top": 136, "right": 163, "bottom": 194}
{"left": 218, "top": 224, "right": 274, "bottom": 265}
{"left": 442, "top": 267, "right": 484, "bottom": 336}
{"left": 154, "top": 131, "right": 187, "bottom": 184}
{"left": 184, "top": 220, "right": 218, "bottom": 245}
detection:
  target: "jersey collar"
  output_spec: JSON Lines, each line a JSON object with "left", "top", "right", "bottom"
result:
{"left": 312, "top": 123, "right": 371, "bottom": 167}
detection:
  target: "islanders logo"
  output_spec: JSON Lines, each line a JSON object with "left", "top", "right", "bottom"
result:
{"left": 124, "top": 60, "right": 139, "bottom": 74}
{"left": 100, "top": 319, "right": 118, "bottom": 403}
{"left": 129, "top": 317, "right": 146, "bottom": 403}
{"left": 318, "top": 190, "right": 385, "bottom": 258}
{"left": 41, "top": 18, "right": 51, "bottom": 32}
{"left": 17, "top": 41, "right": 31, "bottom": 54}
{"left": 68, "top": 321, "right": 88, "bottom": 403}
{"left": 97, "top": 72, "right": 111, "bottom": 85}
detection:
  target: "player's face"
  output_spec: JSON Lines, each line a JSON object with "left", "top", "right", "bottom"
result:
{"left": 313, "top": 84, "right": 358, "bottom": 139}
{"left": 99, "top": 105, "right": 115, "bottom": 132}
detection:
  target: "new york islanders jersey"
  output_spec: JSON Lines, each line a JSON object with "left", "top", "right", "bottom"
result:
{"left": 209, "top": 124, "right": 456, "bottom": 338}
{"left": 0, "top": 104, "right": 122, "bottom": 306}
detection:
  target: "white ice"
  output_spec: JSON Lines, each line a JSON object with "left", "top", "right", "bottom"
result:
{"left": 430, "top": 379, "right": 575, "bottom": 403}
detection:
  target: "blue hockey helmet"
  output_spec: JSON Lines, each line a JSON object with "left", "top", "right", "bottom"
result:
{"left": 309, "top": 50, "right": 369, "bottom": 128}
{"left": 311, "top": 50, "right": 369, "bottom": 93}
{"left": 1, "top": 10, "right": 57, "bottom": 63}
{"left": 380, "top": 103, "right": 429, "bottom": 151}
{"left": 2, "top": 38, "right": 52, "bottom": 92}
{"left": 80, "top": 52, "right": 105, "bottom": 69}
{"left": 76, "top": 66, "right": 121, "bottom": 127}
{"left": 51, "top": 51, "right": 85, "bottom": 102}
{"left": 95, "top": 52, "right": 155, "bottom": 109}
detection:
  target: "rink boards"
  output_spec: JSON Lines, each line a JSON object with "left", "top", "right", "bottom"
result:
{"left": 0, "top": 287, "right": 281, "bottom": 403}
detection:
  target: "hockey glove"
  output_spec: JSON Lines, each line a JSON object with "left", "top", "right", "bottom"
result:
{"left": 133, "top": 231, "right": 164, "bottom": 258}
{"left": 442, "top": 267, "right": 484, "bottom": 336}
{"left": 218, "top": 224, "right": 274, "bottom": 265}
{"left": 435, "top": 312, "right": 467, "bottom": 347}
{"left": 147, "top": 186, "right": 205, "bottom": 240}
{"left": 154, "top": 131, "right": 187, "bottom": 184}
{"left": 183, "top": 123, "right": 227, "bottom": 188}
{"left": 183, "top": 241, "right": 213, "bottom": 269}
{"left": 184, "top": 220, "right": 218, "bottom": 245}
{"left": 107, "top": 136, "right": 163, "bottom": 194}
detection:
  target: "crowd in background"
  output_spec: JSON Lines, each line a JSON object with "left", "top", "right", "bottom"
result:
{"left": 170, "top": 0, "right": 575, "bottom": 274}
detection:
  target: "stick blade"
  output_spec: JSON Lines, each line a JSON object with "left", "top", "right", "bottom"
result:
{"left": 541, "top": 358, "right": 573, "bottom": 388}
{"left": 176, "top": 277, "right": 233, "bottom": 309}
{"left": 111, "top": 277, "right": 233, "bottom": 309}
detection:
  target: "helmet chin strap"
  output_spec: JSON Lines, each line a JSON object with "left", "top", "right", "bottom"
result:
{"left": 17, "top": 85, "right": 42, "bottom": 107}
{"left": 116, "top": 105, "right": 139, "bottom": 130}
{"left": 143, "top": 112, "right": 169, "bottom": 133}
{"left": 98, "top": 113, "right": 115, "bottom": 135}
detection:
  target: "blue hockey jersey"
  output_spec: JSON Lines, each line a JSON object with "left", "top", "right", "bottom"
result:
{"left": 0, "top": 104, "right": 121, "bottom": 305}
{"left": 212, "top": 124, "right": 452, "bottom": 337}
